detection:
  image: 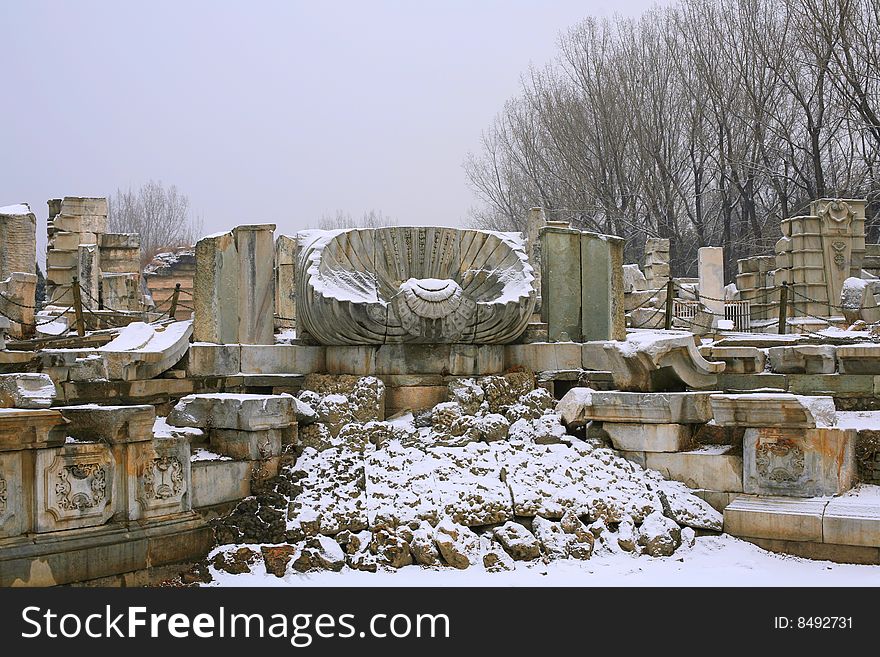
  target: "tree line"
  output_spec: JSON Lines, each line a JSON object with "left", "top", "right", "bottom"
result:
{"left": 465, "top": 0, "right": 880, "bottom": 279}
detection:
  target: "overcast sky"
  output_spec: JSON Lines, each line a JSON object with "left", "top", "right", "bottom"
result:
{"left": 2, "top": 1, "right": 658, "bottom": 259}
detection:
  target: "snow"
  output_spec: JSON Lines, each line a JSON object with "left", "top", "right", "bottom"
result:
{"left": 0, "top": 203, "right": 31, "bottom": 215}
{"left": 98, "top": 322, "right": 156, "bottom": 352}
{"left": 153, "top": 415, "right": 204, "bottom": 439}
{"left": 717, "top": 319, "right": 734, "bottom": 330}
{"left": 203, "top": 534, "right": 880, "bottom": 587}
{"left": 99, "top": 320, "right": 192, "bottom": 353}
{"left": 835, "top": 411, "right": 880, "bottom": 431}
{"left": 841, "top": 277, "right": 869, "bottom": 309}
{"left": 191, "top": 446, "right": 230, "bottom": 462}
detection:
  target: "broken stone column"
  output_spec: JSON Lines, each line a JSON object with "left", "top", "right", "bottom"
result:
{"left": 275, "top": 234, "right": 298, "bottom": 330}
{"left": 0, "top": 203, "right": 37, "bottom": 281}
{"left": 540, "top": 222, "right": 581, "bottom": 342}
{"left": 698, "top": 246, "right": 725, "bottom": 328}
{"left": 643, "top": 238, "right": 670, "bottom": 290}
{"left": 581, "top": 231, "right": 625, "bottom": 341}
{"left": 194, "top": 224, "right": 276, "bottom": 344}
{"left": 46, "top": 197, "right": 108, "bottom": 305}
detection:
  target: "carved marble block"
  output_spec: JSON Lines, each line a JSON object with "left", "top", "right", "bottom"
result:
{"left": 128, "top": 436, "right": 191, "bottom": 521}
{"left": 35, "top": 443, "right": 116, "bottom": 532}
{"left": 294, "top": 227, "right": 536, "bottom": 345}
{"left": 743, "top": 426, "right": 856, "bottom": 497}
{"left": 0, "top": 452, "right": 25, "bottom": 538}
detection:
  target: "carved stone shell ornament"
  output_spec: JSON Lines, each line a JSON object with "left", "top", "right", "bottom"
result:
{"left": 294, "top": 227, "right": 536, "bottom": 345}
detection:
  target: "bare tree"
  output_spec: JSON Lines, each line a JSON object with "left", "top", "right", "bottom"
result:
{"left": 465, "top": 0, "right": 880, "bottom": 279}
{"left": 318, "top": 209, "right": 397, "bottom": 230}
{"left": 108, "top": 181, "right": 204, "bottom": 266}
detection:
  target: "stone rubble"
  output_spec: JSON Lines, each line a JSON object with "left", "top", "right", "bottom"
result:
{"left": 207, "top": 375, "right": 722, "bottom": 579}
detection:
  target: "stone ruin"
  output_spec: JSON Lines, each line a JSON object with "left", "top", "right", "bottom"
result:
{"left": 0, "top": 196, "right": 879, "bottom": 586}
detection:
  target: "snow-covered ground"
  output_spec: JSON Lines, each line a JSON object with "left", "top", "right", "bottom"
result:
{"left": 205, "top": 534, "right": 880, "bottom": 587}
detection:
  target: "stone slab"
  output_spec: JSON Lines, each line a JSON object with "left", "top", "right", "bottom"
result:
{"left": 540, "top": 226, "right": 582, "bottom": 341}
{"left": 504, "top": 343, "right": 582, "bottom": 372}
{"left": 644, "top": 448, "right": 743, "bottom": 492}
{"left": 837, "top": 344, "right": 880, "bottom": 374}
{"left": 385, "top": 385, "right": 447, "bottom": 414}
{"left": 167, "top": 393, "right": 297, "bottom": 431}
{"left": 823, "top": 496, "right": 880, "bottom": 547}
{"left": 187, "top": 343, "right": 242, "bottom": 377}
{"left": 125, "top": 436, "right": 192, "bottom": 521}
{"left": 240, "top": 344, "right": 327, "bottom": 375}
{"left": 723, "top": 495, "right": 827, "bottom": 542}
{"left": 557, "top": 388, "right": 716, "bottom": 425}
{"left": 604, "top": 422, "right": 693, "bottom": 452}
{"left": 701, "top": 346, "right": 766, "bottom": 374}
{"left": 710, "top": 393, "right": 837, "bottom": 428}
{"left": 581, "top": 232, "right": 625, "bottom": 341}
{"left": 0, "top": 408, "right": 67, "bottom": 452}
{"left": 0, "top": 373, "right": 56, "bottom": 409}
{"left": 768, "top": 345, "right": 837, "bottom": 374}
{"left": 191, "top": 459, "right": 251, "bottom": 508}
{"left": 55, "top": 404, "right": 155, "bottom": 444}
{"left": 743, "top": 537, "right": 880, "bottom": 565}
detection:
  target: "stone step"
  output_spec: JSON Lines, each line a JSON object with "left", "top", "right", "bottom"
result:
{"left": 622, "top": 447, "right": 743, "bottom": 492}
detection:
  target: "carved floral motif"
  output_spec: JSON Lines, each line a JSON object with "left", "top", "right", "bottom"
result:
{"left": 755, "top": 439, "right": 805, "bottom": 483}
{"left": 142, "top": 456, "right": 184, "bottom": 501}
{"left": 0, "top": 473, "right": 6, "bottom": 516}
{"left": 55, "top": 463, "right": 106, "bottom": 510}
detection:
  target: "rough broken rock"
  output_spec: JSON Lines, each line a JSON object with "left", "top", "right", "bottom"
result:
{"left": 0, "top": 373, "right": 56, "bottom": 409}
{"left": 434, "top": 518, "right": 480, "bottom": 569}
{"left": 494, "top": 521, "right": 541, "bottom": 561}
{"left": 261, "top": 545, "right": 297, "bottom": 577}
{"left": 292, "top": 536, "right": 346, "bottom": 572}
{"left": 409, "top": 521, "right": 441, "bottom": 566}
{"left": 481, "top": 537, "right": 516, "bottom": 572}
{"left": 637, "top": 511, "right": 681, "bottom": 557}
{"left": 532, "top": 516, "right": 569, "bottom": 559}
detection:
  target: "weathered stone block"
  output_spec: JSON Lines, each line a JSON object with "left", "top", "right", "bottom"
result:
{"left": 604, "top": 422, "right": 693, "bottom": 452}
{"left": 710, "top": 393, "right": 836, "bottom": 428}
{"left": 0, "top": 408, "right": 67, "bottom": 452}
{"left": 240, "top": 344, "right": 326, "bottom": 375}
{"left": 723, "top": 496, "right": 827, "bottom": 542}
{"left": 126, "top": 436, "right": 191, "bottom": 521}
{"left": 233, "top": 224, "right": 276, "bottom": 345}
{"left": 837, "top": 344, "right": 880, "bottom": 374}
{"left": 0, "top": 451, "right": 26, "bottom": 538}
{"left": 191, "top": 459, "right": 251, "bottom": 508}
{"left": 743, "top": 426, "right": 856, "bottom": 497}
{"left": 702, "top": 346, "right": 766, "bottom": 374}
{"left": 209, "top": 427, "right": 286, "bottom": 460}
{"left": 823, "top": 497, "right": 880, "bottom": 547}
{"left": 57, "top": 404, "right": 155, "bottom": 444}
{"left": 187, "top": 343, "right": 242, "bottom": 376}
{"left": 644, "top": 448, "right": 743, "bottom": 492}
{"left": 581, "top": 232, "right": 625, "bottom": 341}
{"left": 541, "top": 226, "right": 582, "bottom": 341}
{"left": 557, "top": 388, "right": 716, "bottom": 425}
{"left": 698, "top": 247, "right": 724, "bottom": 325}
{"left": 167, "top": 393, "right": 298, "bottom": 431}
{"left": 385, "top": 385, "right": 446, "bottom": 414}
{"left": 768, "top": 345, "right": 836, "bottom": 374}
{"left": 0, "top": 203, "right": 36, "bottom": 280}
{"left": 504, "top": 343, "right": 582, "bottom": 372}
{"left": 193, "top": 231, "right": 239, "bottom": 344}
{"left": 0, "top": 373, "right": 56, "bottom": 408}
{"left": 34, "top": 443, "right": 116, "bottom": 532}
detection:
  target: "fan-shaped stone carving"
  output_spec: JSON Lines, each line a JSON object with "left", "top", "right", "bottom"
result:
{"left": 294, "top": 227, "right": 536, "bottom": 345}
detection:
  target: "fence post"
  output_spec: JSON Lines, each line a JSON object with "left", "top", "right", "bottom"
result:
{"left": 71, "top": 277, "right": 85, "bottom": 337}
{"left": 169, "top": 283, "right": 181, "bottom": 320}
{"left": 777, "top": 283, "right": 788, "bottom": 335}
{"left": 97, "top": 279, "right": 104, "bottom": 310}
{"left": 664, "top": 279, "right": 675, "bottom": 330}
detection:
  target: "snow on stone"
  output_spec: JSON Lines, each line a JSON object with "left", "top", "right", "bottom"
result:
{"left": 0, "top": 203, "right": 31, "bottom": 215}
{"left": 153, "top": 415, "right": 204, "bottom": 438}
{"left": 191, "top": 447, "right": 230, "bottom": 462}
{"left": 841, "top": 276, "right": 869, "bottom": 308}
{"left": 835, "top": 411, "right": 880, "bottom": 430}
